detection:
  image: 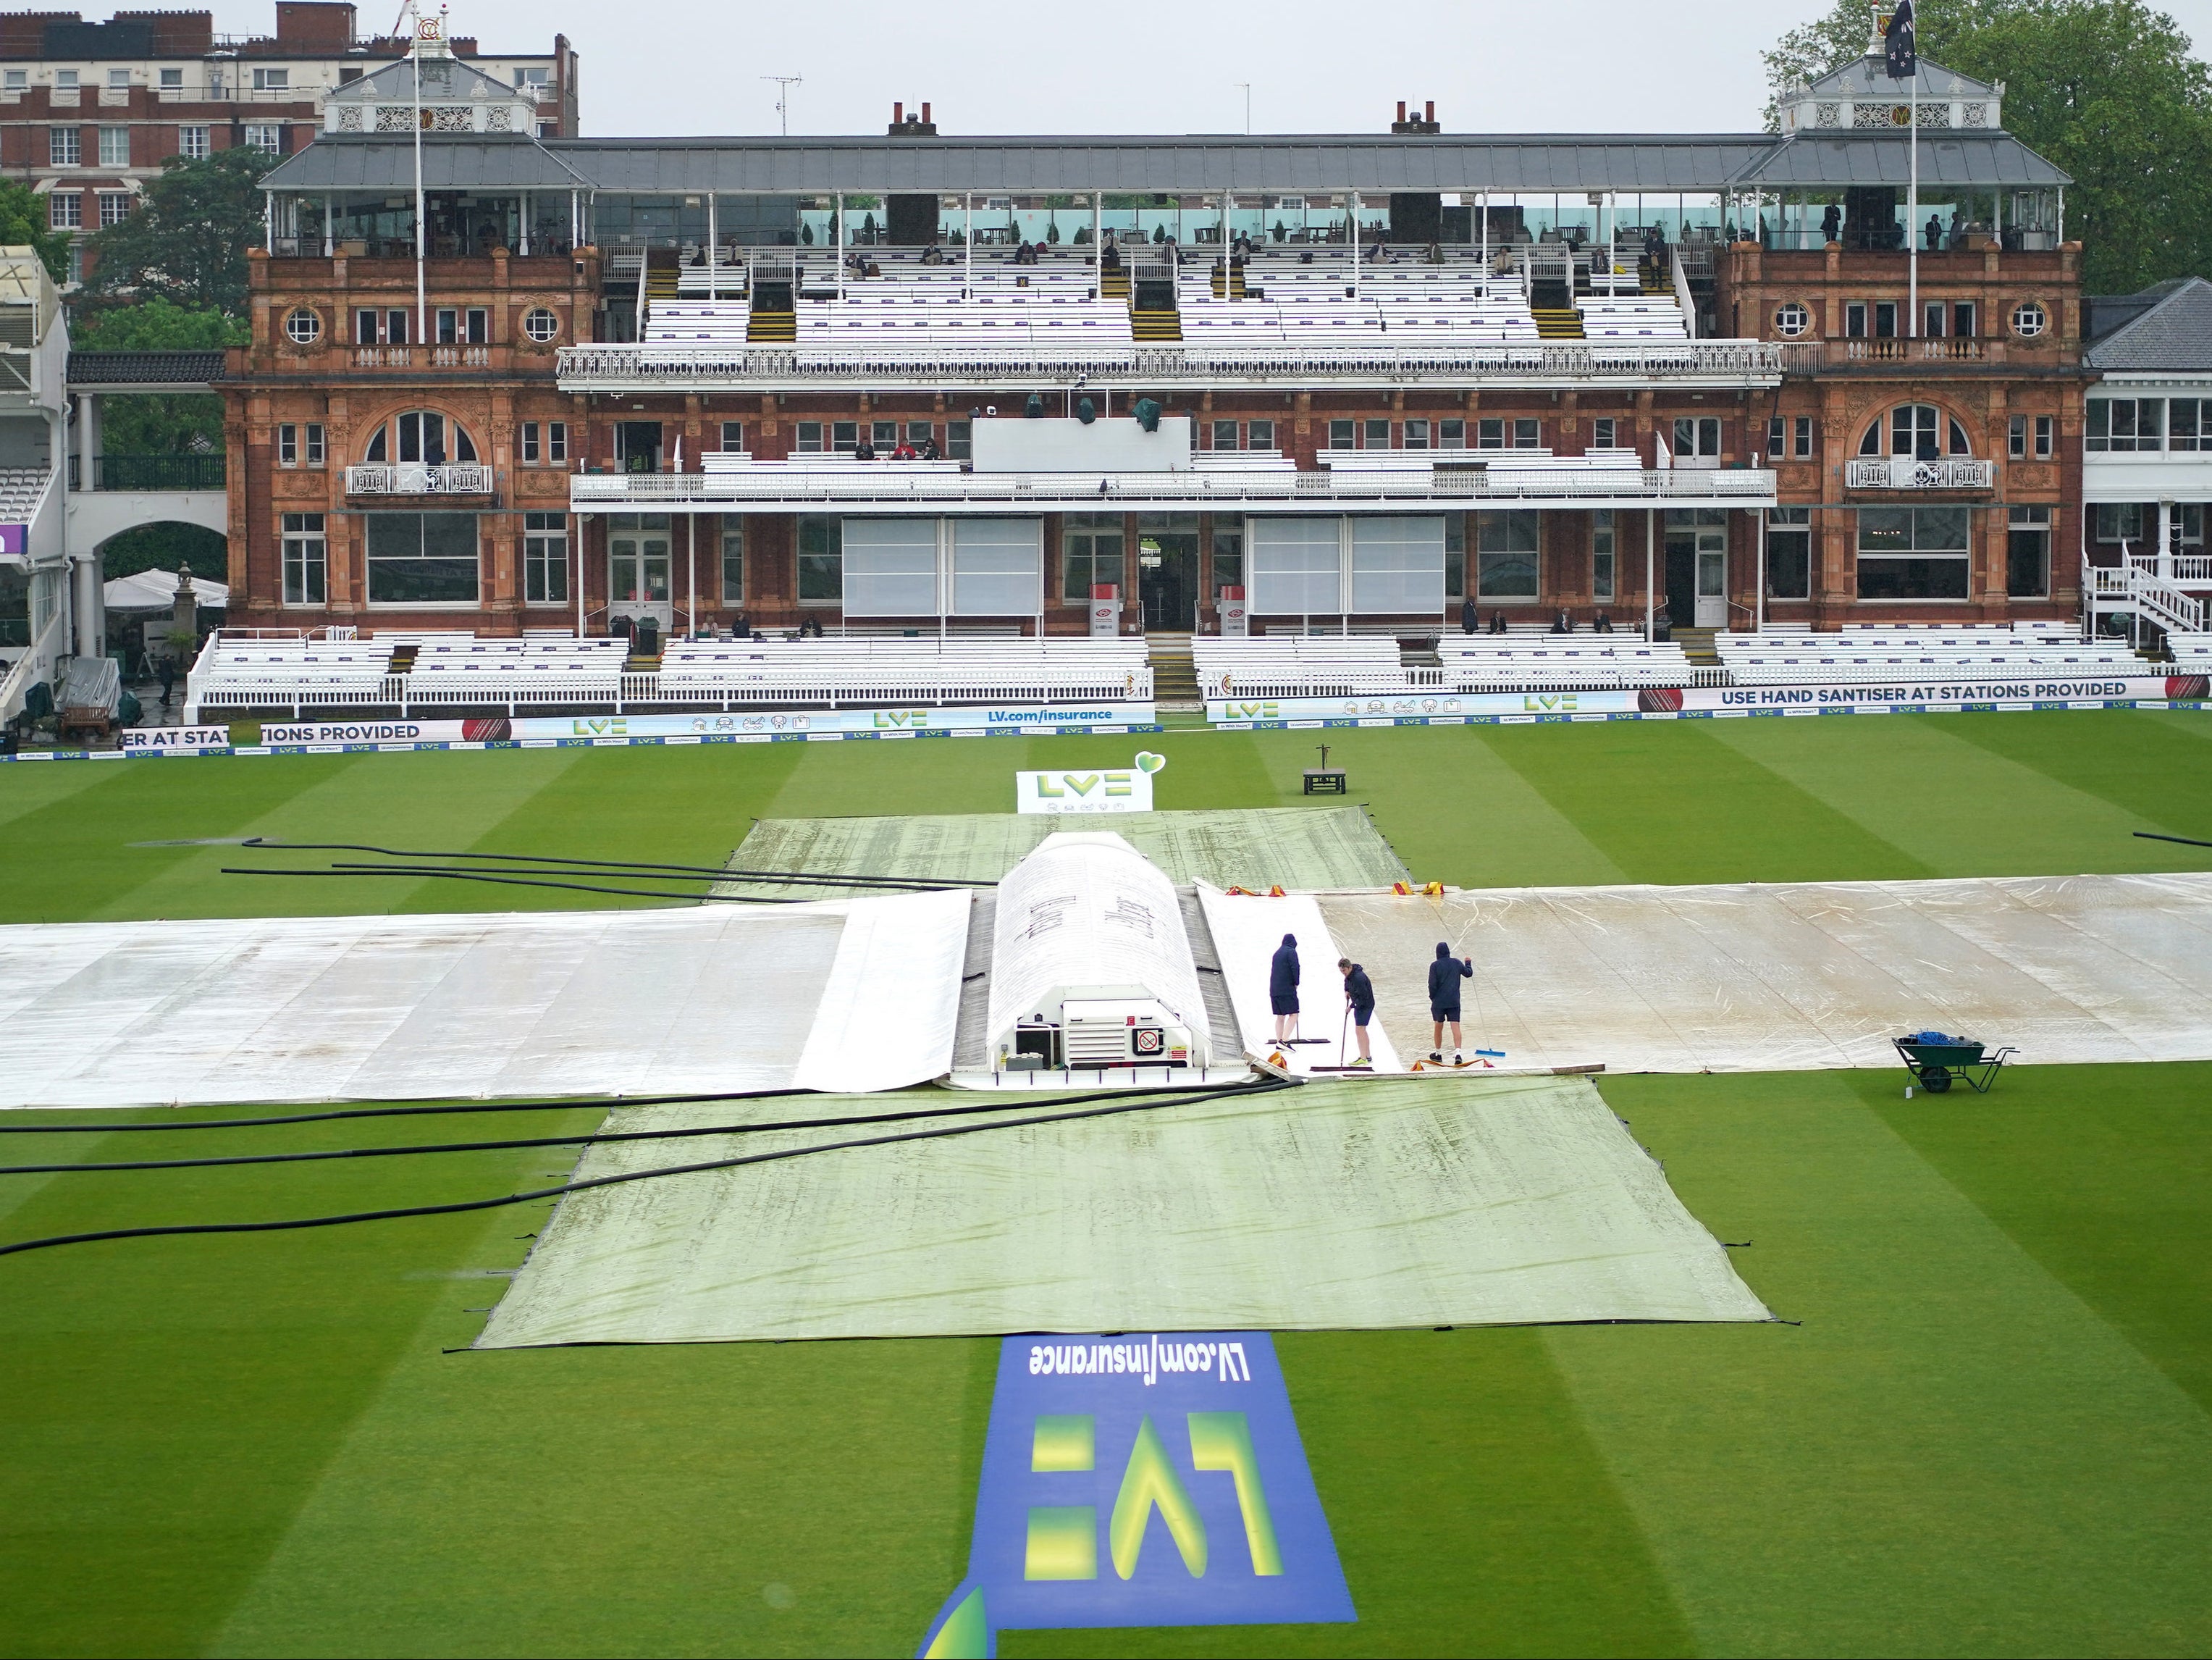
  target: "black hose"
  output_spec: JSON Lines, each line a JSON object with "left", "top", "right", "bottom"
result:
{"left": 0, "top": 1082, "right": 1245, "bottom": 1174}
{"left": 222, "top": 867, "right": 798, "bottom": 904}
{"left": 2134, "top": 831, "right": 2212, "bottom": 850}
{"left": 0, "top": 1076, "right": 1294, "bottom": 1260}
{"left": 238, "top": 839, "right": 997, "bottom": 889}
{"left": 317, "top": 860, "right": 959, "bottom": 896}
{"left": 0, "top": 1086, "right": 814, "bottom": 1133}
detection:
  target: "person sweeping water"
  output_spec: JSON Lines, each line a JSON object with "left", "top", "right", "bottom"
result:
{"left": 1270, "top": 932, "right": 1300, "bottom": 1044}
{"left": 1338, "top": 957, "right": 1374, "bottom": 1068}
{"left": 1428, "top": 940, "right": 1472, "bottom": 1065}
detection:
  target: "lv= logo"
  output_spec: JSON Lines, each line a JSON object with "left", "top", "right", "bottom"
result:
{"left": 918, "top": 1333, "right": 1353, "bottom": 1658}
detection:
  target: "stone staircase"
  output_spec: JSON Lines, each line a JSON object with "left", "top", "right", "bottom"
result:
{"left": 1145, "top": 631, "right": 1200, "bottom": 710}
{"left": 1673, "top": 626, "right": 1721, "bottom": 666}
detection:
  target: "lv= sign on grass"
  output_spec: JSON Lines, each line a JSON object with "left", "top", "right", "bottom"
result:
{"left": 919, "top": 1331, "right": 1354, "bottom": 1657}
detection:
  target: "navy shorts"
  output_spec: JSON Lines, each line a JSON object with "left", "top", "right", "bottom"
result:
{"left": 1271, "top": 993, "right": 1299, "bottom": 1016}
{"left": 1430, "top": 1003, "right": 1461, "bottom": 1023}
{"left": 1351, "top": 1005, "right": 1374, "bottom": 1028}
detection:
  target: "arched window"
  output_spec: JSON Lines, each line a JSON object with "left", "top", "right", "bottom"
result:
{"left": 1859, "top": 403, "right": 1972, "bottom": 461}
{"left": 363, "top": 411, "right": 479, "bottom": 466}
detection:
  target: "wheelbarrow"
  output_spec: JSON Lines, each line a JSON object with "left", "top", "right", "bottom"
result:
{"left": 1893, "top": 1031, "right": 2017, "bottom": 1095}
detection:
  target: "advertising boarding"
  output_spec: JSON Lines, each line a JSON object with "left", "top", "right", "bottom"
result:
{"left": 915, "top": 1332, "right": 1354, "bottom": 1657}
{"left": 1017, "top": 752, "right": 1166, "bottom": 815}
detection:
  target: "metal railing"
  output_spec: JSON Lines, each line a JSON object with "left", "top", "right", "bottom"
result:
{"left": 348, "top": 345, "right": 495, "bottom": 369}
{"left": 1843, "top": 338, "right": 1988, "bottom": 362}
{"left": 91, "top": 453, "right": 226, "bottom": 492}
{"left": 557, "top": 339, "right": 1786, "bottom": 392}
{"left": 1843, "top": 457, "right": 1996, "bottom": 490}
{"left": 345, "top": 464, "right": 495, "bottom": 495}
{"left": 571, "top": 463, "right": 1780, "bottom": 510}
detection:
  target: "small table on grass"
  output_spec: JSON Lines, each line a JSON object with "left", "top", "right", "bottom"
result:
{"left": 1303, "top": 743, "right": 1347, "bottom": 795}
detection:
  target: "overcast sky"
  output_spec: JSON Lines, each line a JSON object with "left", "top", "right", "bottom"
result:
{"left": 380, "top": 0, "right": 2212, "bottom": 138}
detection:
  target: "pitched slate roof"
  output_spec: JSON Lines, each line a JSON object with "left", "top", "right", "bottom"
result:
{"left": 2084, "top": 277, "right": 2212, "bottom": 372}
{"left": 66, "top": 351, "right": 226, "bottom": 387}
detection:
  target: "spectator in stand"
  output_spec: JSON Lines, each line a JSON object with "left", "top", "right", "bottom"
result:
{"left": 1926, "top": 213, "right": 1943, "bottom": 251}
{"left": 892, "top": 439, "right": 918, "bottom": 461}
{"left": 799, "top": 615, "right": 823, "bottom": 639}
{"left": 919, "top": 434, "right": 940, "bottom": 461}
{"left": 853, "top": 434, "right": 876, "bottom": 460}
{"left": 1821, "top": 202, "right": 1842, "bottom": 244}
{"left": 921, "top": 243, "right": 946, "bottom": 266}
{"left": 158, "top": 653, "right": 177, "bottom": 707}
{"left": 1461, "top": 595, "right": 1478, "bottom": 636}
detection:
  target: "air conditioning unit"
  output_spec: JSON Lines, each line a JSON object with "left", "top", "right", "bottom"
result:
{"left": 1060, "top": 998, "right": 1193, "bottom": 1070}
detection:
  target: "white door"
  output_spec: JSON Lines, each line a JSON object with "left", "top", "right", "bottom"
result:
{"left": 1694, "top": 527, "right": 1728, "bottom": 628}
{"left": 609, "top": 530, "right": 673, "bottom": 631}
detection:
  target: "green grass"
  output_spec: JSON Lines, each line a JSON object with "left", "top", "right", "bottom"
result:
{"left": 3, "top": 710, "right": 2211, "bottom": 1657}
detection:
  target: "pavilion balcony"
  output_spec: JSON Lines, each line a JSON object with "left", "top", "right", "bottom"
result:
{"left": 568, "top": 458, "right": 1778, "bottom": 515}
{"left": 555, "top": 339, "right": 1785, "bottom": 394}
{"left": 346, "top": 464, "right": 495, "bottom": 496}
{"left": 1843, "top": 458, "right": 1996, "bottom": 490}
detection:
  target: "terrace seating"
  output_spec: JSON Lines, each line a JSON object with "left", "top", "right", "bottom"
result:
{"left": 1576, "top": 295, "right": 1691, "bottom": 340}
{"left": 1437, "top": 638, "right": 1695, "bottom": 689}
{"left": 1193, "top": 635, "right": 1410, "bottom": 697}
{"left": 0, "top": 466, "right": 51, "bottom": 517}
{"left": 2165, "top": 631, "right": 2212, "bottom": 671}
{"left": 1714, "top": 626, "right": 2146, "bottom": 686}
{"left": 184, "top": 634, "right": 398, "bottom": 715}
{"left": 655, "top": 634, "right": 1152, "bottom": 705}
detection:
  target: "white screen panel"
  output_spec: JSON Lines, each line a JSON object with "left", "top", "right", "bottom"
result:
{"left": 951, "top": 517, "right": 1043, "bottom": 616}
{"left": 842, "top": 518, "right": 938, "bottom": 616}
{"left": 1350, "top": 515, "right": 1446, "bottom": 613}
{"left": 1249, "top": 516, "right": 1342, "bottom": 615}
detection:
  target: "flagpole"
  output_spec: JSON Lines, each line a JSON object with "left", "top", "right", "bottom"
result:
{"left": 1908, "top": 72, "right": 1919, "bottom": 336}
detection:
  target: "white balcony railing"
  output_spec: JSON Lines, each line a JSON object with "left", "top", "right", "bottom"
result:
{"left": 1844, "top": 457, "right": 1996, "bottom": 490}
{"left": 345, "top": 464, "right": 495, "bottom": 496}
{"left": 555, "top": 340, "right": 1787, "bottom": 394}
{"left": 570, "top": 462, "right": 1780, "bottom": 512}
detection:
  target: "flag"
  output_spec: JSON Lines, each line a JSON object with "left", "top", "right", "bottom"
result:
{"left": 1885, "top": 0, "right": 1917, "bottom": 81}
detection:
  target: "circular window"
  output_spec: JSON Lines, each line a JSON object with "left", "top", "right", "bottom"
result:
{"left": 1773, "top": 301, "right": 1811, "bottom": 338}
{"left": 522, "top": 307, "right": 560, "bottom": 343}
{"left": 2012, "top": 300, "right": 2048, "bottom": 339}
{"left": 283, "top": 307, "right": 321, "bottom": 345}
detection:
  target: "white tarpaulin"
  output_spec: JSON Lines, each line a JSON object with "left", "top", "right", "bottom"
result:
{"left": 0, "top": 888, "right": 970, "bottom": 1107}
{"left": 102, "top": 567, "right": 229, "bottom": 611}
{"left": 476, "top": 1074, "right": 1772, "bottom": 1347}
{"left": 1198, "top": 886, "right": 1405, "bottom": 1073}
{"left": 1319, "top": 872, "right": 2212, "bottom": 1073}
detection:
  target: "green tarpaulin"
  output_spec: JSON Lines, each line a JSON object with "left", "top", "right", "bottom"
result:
{"left": 718, "top": 806, "right": 1410, "bottom": 900}
{"left": 476, "top": 1074, "right": 1771, "bottom": 1348}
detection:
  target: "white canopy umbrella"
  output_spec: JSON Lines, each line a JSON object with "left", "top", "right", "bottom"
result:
{"left": 103, "top": 568, "right": 229, "bottom": 611}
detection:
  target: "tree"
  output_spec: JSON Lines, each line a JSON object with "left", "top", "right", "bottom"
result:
{"left": 81, "top": 147, "right": 277, "bottom": 317}
{"left": 0, "top": 177, "right": 72, "bottom": 282}
{"left": 1762, "top": 1, "right": 2212, "bottom": 291}
{"left": 72, "top": 299, "right": 243, "bottom": 458}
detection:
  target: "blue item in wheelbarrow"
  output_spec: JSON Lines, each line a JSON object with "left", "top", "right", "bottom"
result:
{"left": 1894, "top": 1032, "right": 2017, "bottom": 1095}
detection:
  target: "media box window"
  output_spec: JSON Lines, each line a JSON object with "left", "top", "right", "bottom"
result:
{"left": 1061, "top": 512, "right": 1124, "bottom": 602}
{"left": 2007, "top": 507, "right": 2050, "bottom": 598}
{"left": 523, "top": 511, "right": 568, "bottom": 605}
{"left": 280, "top": 512, "right": 326, "bottom": 606}
{"left": 720, "top": 521, "right": 745, "bottom": 604}
{"left": 366, "top": 512, "right": 481, "bottom": 605}
{"left": 1767, "top": 507, "right": 1812, "bottom": 600}
{"left": 797, "top": 516, "right": 843, "bottom": 603}
{"left": 1856, "top": 506, "right": 1969, "bottom": 601}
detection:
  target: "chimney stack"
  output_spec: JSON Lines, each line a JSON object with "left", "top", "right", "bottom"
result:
{"left": 888, "top": 101, "right": 939, "bottom": 136}
{"left": 1389, "top": 99, "right": 1442, "bottom": 135}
